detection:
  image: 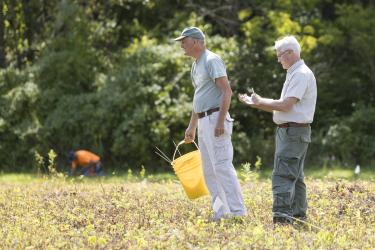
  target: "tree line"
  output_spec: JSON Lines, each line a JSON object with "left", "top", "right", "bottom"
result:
{"left": 0, "top": 0, "right": 374, "bottom": 172}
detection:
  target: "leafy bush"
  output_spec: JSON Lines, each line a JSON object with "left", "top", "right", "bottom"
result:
{"left": 0, "top": 67, "right": 40, "bottom": 171}
{"left": 323, "top": 105, "right": 375, "bottom": 165}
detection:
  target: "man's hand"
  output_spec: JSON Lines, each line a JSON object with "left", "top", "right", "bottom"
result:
{"left": 250, "top": 93, "right": 261, "bottom": 105}
{"left": 215, "top": 122, "right": 225, "bottom": 137}
{"left": 184, "top": 126, "right": 196, "bottom": 143}
{"left": 238, "top": 93, "right": 254, "bottom": 105}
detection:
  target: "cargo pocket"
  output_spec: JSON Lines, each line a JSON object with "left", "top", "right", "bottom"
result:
{"left": 286, "top": 127, "right": 311, "bottom": 143}
{"left": 273, "top": 192, "right": 291, "bottom": 211}
{"left": 274, "top": 156, "right": 300, "bottom": 180}
{"left": 301, "top": 133, "right": 311, "bottom": 143}
{"left": 278, "top": 135, "right": 309, "bottom": 159}
{"left": 214, "top": 138, "right": 231, "bottom": 166}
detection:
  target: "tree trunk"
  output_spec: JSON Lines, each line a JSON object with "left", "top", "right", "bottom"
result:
{"left": 22, "top": 0, "right": 35, "bottom": 63}
{"left": 0, "top": 0, "right": 6, "bottom": 68}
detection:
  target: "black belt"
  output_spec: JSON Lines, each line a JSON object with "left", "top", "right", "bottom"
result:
{"left": 278, "top": 122, "right": 309, "bottom": 128}
{"left": 197, "top": 107, "right": 220, "bottom": 119}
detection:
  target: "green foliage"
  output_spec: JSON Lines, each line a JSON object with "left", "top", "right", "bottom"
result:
{"left": 34, "top": 151, "right": 45, "bottom": 175}
{"left": 47, "top": 149, "right": 58, "bottom": 176}
{"left": 323, "top": 104, "right": 375, "bottom": 165}
{"left": 34, "top": 149, "right": 66, "bottom": 179}
{"left": 0, "top": 0, "right": 374, "bottom": 171}
{"left": 0, "top": 66, "right": 40, "bottom": 171}
{"left": 240, "top": 156, "right": 262, "bottom": 182}
{"left": 140, "top": 165, "right": 146, "bottom": 179}
{"left": 127, "top": 168, "right": 133, "bottom": 180}
{"left": 255, "top": 156, "right": 262, "bottom": 170}
{"left": 240, "top": 162, "right": 257, "bottom": 182}
{"left": 37, "top": 1, "right": 100, "bottom": 105}
{"left": 313, "top": 4, "right": 375, "bottom": 129}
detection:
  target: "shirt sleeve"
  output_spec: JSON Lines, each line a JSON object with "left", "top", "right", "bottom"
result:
{"left": 207, "top": 57, "right": 227, "bottom": 81}
{"left": 284, "top": 72, "right": 308, "bottom": 100}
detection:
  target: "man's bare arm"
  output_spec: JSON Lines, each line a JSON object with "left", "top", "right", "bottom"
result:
{"left": 251, "top": 95, "right": 298, "bottom": 112}
{"left": 215, "top": 76, "right": 232, "bottom": 137}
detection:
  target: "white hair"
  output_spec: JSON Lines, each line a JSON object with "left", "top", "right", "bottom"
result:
{"left": 274, "top": 35, "right": 301, "bottom": 56}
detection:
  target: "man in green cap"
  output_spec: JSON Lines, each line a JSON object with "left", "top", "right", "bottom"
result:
{"left": 175, "top": 27, "right": 247, "bottom": 221}
{"left": 239, "top": 35, "right": 317, "bottom": 224}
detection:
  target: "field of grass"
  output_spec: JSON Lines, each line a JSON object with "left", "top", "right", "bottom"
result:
{"left": 0, "top": 171, "right": 374, "bottom": 249}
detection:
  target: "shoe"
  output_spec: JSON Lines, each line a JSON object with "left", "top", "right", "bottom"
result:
{"left": 206, "top": 214, "right": 233, "bottom": 223}
{"left": 206, "top": 216, "right": 222, "bottom": 223}
{"left": 230, "top": 216, "right": 245, "bottom": 224}
{"left": 293, "top": 215, "right": 307, "bottom": 221}
{"left": 273, "top": 216, "right": 292, "bottom": 225}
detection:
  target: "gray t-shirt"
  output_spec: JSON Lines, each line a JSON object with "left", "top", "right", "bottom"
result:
{"left": 191, "top": 49, "right": 227, "bottom": 113}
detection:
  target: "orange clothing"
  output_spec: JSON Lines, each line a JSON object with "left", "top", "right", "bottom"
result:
{"left": 71, "top": 150, "right": 100, "bottom": 170}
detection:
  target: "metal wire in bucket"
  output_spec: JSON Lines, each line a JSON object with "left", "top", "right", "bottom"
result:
{"left": 154, "top": 146, "right": 172, "bottom": 164}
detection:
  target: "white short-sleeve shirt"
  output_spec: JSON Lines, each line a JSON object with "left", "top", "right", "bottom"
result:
{"left": 273, "top": 60, "right": 317, "bottom": 124}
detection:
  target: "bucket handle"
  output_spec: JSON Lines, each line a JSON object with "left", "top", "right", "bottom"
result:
{"left": 172, "top": 140, "right": 199, "bottom": 163}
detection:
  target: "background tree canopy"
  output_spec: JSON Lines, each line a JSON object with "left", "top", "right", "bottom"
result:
{"left": 0, "top": 0, "right": 374, "bottom": 172}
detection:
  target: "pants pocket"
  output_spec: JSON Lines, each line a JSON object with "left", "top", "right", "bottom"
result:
{"left": 224, "top": 117, "right": 233, "bottom": 135}
{"left": 209, "top": 112, "right": 234, "bottom": 136}
{"left": 214, "top": 138, "right": 232, "bottom": 165}
{"left": 273, "top": 192, "right": 291, "bottom": 211}
{"left": 274, "top": 156, "right": 300, "bottom": 180}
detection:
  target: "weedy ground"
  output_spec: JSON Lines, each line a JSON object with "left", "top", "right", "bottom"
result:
{"left": 0, "top": 174, "right": 374, "bottom": 249}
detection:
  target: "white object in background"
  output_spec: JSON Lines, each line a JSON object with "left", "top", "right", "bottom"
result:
{"left": 354, "top": 165, "right": 360, "bottom": 175}
{"left": 213, "top": 197, "right": 223, "bottom": 213}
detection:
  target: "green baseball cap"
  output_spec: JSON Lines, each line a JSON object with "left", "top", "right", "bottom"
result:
{"left": 174, "top": 27, "right": 205, "bottom": 41}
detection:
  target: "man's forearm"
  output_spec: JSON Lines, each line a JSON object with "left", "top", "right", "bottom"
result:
{"left": 254, "top": 102, "right": 274, "bottom": 112}
{"left": 256, "top": 98, "right": 290, "bottom": 112}
{"left": 218, "top": 91, "right": 231, "bottom": 123}
{"left": 214, "top": 76, "right": 232, "bottom": 123}
{"left": 188, "top": 111, "right": 198, "bottom": 129}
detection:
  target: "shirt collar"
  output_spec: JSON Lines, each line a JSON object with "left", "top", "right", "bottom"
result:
{"left": 287, "top": 59, "right": 304, "bottom": 74}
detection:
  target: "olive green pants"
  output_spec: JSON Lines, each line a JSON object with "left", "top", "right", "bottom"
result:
{"left": 272, "top": 126, "right": 311, "bottom": 220}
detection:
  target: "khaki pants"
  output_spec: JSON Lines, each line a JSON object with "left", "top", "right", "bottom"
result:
{"left": 198, "top": 111, "right": 246, "bottom": 219}
{"left": 272, "top": 126, "right": 311, "bottom": 219}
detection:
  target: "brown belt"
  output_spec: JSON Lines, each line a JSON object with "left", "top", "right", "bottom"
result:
{"left": 197, "top": 107, "right": 220, "bottom": 119}
{"left": 277, "top": 122, "right": 309, "bottom": 128}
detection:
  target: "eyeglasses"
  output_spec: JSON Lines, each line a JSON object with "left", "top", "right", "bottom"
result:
{"left": 276, "top": 50, "right": 291, "bottom": 59}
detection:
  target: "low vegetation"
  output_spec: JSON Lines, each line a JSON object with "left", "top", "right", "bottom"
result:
{"left": 0, "top": 172, "right": 373, "bottom": 249}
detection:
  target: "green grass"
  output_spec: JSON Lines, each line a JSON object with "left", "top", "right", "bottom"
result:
{"left": 0, "top": 172, "right": 178, "bottom": 184}
{"left": 258, "top": 165, "right": 375, "bottom": 181}
{"left": 0, "top": 173, "right": 44, "bottom": 184}
{"left": 1, "top": 165, "right": 374, "bottom": 184}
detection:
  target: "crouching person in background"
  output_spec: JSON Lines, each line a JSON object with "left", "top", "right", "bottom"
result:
{"left": 67, "top": 150, "right": 103, "bottom": 176}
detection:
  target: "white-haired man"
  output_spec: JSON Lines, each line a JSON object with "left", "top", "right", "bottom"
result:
{"left": 175, "top": 27, "right": 246, "bottom": 221}
{"left": 239, "top": 35, "right": 317, "bottom": 224}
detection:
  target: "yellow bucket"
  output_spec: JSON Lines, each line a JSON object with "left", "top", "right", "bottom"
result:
{"left": 171, "top": 140, "right": 209, "bottom": 200}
